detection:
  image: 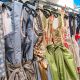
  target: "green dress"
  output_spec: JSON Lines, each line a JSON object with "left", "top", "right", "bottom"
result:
{"left": 45, "top": 44, "right": 79, "bottom": 80}
{"left": 44, "top": 12, "right": 79, "bottom": 80}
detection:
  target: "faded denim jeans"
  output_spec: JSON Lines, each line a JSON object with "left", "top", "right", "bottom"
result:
{"left": 22, "top": 8, "right": 38, "bottom": 61}
{"left": 5, "top": 1, "right": 23, "bottom": 65}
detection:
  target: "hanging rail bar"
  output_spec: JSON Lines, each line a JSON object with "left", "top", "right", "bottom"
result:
{"left": 34, "top": 0, "right": 79, "bottom": 13}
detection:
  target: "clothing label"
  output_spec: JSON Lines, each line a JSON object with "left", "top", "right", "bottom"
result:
{"left": 3, "top": 9, "right": 13, "bottom": 36}
{"left": 53, "top": 18, "right": 59, "bottom": 29}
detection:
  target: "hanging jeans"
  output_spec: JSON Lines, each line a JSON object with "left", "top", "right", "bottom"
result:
{"left": 22, "top": 8, "right": 38, "bottom": 60}
{"left": 5, "top": 1, "right": 23, "bottom": 64}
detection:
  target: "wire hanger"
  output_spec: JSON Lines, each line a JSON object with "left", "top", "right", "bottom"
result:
{"left": 43, "top": 5, "right": 61, "bottom": 17}
{"left": 2, "top": 2, "right": 12, "bottom": 11}
{"left": 19, "top": 0, "right": 37, "bottom": 17}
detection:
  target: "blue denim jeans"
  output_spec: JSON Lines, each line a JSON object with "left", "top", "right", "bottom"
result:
{"left": 5, "top": 1, "right": 23, "bottom": 64}
{"left": 5, "top": 2, "right": 38, "bottom": 63}
{"left": 22, "top": 14, "right": 38, "bottom": 60}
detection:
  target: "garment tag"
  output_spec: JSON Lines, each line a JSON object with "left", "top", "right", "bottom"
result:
{"left": 53, "top": 18, "right": 59, "bottom": 29}
{"left": 3, "top": 9, "right": 13, "bottom": 36}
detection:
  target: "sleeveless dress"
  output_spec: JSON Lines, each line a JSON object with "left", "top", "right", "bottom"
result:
{"left": 45, "top": 10, "right": 79, "bottom": 80}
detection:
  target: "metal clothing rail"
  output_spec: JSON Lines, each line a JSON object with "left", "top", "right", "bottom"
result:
{"left": 34, "top": 0, "right": 79, "bottom": 13}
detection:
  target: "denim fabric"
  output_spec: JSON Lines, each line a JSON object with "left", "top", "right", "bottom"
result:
{"left": 23, "top": 15, "right": 34, "bottom": 60}
{"left": 5, "top": 1, "right": 23, "bottom": 64}
{"left": 22, "top": 9, "right": 38, "bottom": 60}
{"left": 0, "top": 4, "right": 6, "bottom": 77}
{"left": 23, "top": 15, "right": 37, "bottom": 60}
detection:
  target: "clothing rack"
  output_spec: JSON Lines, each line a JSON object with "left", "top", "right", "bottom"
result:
{"left": 33, "top": 0, "right": 79, "bottom": 13}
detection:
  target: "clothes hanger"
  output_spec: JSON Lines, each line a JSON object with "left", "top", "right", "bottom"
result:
{"left": 37, "top": 7, "right": 59, "bottom": 18}
{"left": 43, "top": 5, "right": 58, "bottom": 12}
{"left": 24, "top": 4, "right": 37, "bottom": 17}
{"left": 24, "top": 0, "right": 53, "bottom": 17}
{"left": 51, "top": 10, "right": 61, "bottom": 18}
{"left": 43, "top": 5, "right": 61, "bottom": 18}
{"left": 36, "top": 8, "right": 52, "bottom": 18}
{"left": 25, "top": 1, "right": 35, "bottom": 6}
{"left": 19, "top": 0, "right": 23, "bottom": 3}
{"left": 41, "top": 9, "right": 51, "bottom": 18}
{"left": 24, "top": 0, "right": 37, "bottom": 11}
{"left": 64, "top": 14, "right": 68, "bottom": 19}
{"left": 69, "top": 12, "right": 76, "bottom": 19}
{"left": 2, "top": 2, "right": 12, "bottom": 11}
{"left": 19, "top": 0, "right": 37, "bottom": 17}
{"left": 25, "top": 1, "right": 38, "bottom": 17}
{"left": 36, "top": 4, "right": 56, "bottom": 18}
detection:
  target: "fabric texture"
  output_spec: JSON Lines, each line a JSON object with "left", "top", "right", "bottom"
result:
{"left": 76, "top": 14, "right": 80, "bottom": 34}
{"left": 33, "top": 11, "right": 52, "bottom": 80}
{"left": 5, "top": 1, "right": 24, "bottom": 80}
{"left": 22, "top": 8, "right": 38, "bottom": 61}
{"left": 5, "top": 1, "right": 23, "bottom": 64}
{"left": 0, "top": 4, "right": 6, "bottom": 78}
{"left": 69, "top": 13, "right": 76, "bottom": 37}
{"left": 45, "top": 44, "right": 79, "bottom": 80}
